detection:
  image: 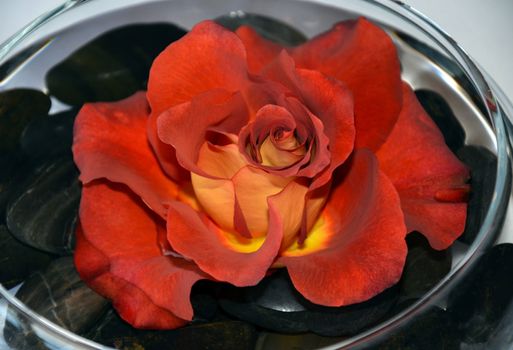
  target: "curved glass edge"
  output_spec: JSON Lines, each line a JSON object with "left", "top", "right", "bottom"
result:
{"left": 328, "top": 1, "right": 512, "bottom": 348}
{"left": 0, "top": 0, "right": 512, "bottom": 349}
{"left": 0, "top": 0, "right": 85, "bottom": 62}
{"left": 0, "top": 286, "right": 108, "bottom": 349}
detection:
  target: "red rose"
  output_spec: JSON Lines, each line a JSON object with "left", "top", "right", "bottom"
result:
{"left": 73, "top": 18, "right": 469, "bottom": 329}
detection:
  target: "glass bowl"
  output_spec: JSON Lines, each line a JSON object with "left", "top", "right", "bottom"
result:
{"left": 1, "top": 0, "right": 513, "bottom": 349}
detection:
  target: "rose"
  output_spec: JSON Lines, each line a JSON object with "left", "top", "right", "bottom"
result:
{"left": 73, "top": 18, "right": 469, "bottom": 329}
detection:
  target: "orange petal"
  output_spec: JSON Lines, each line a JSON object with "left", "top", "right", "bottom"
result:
{"left": 147, "top": 109, "right": 190, "bottom": 182}
{"left": 292, "top": 18, "right": 401, "bottom": 150}
{"left": 76, "top": 181, "right": 209, "bottom": 328}
{"left": 73, "top": 92, "right": 177, "bottom": 218}
{"left": 262, "top": 51, "right": 355, "bottom": 189}
{"left": 157, "top": 89, "right": 249, "bottom": 177}
{"left": 236, "top": 25, "right": 283, "bottom": 73}
{"left": 166, "top": 201, "right": 283, "bottom": 286}
{"left": 232, "top": 165, "right": 292, "bottom": 237}
{"left": 279, "top": 150, "right": 407, "bottom": 306}
{"left": 147, "top": 20, "right": 248, "bottom": 116}
{"left": 376, "top": 83, "right": 469, "bottom": 249}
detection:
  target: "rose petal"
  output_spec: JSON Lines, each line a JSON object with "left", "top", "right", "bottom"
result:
{"left": 166, "top": 200, "right": 283, "bottom": 286}
{"left": 279, "top": 150, "right": 407, "bottom": 306}
{"left": 376, "top": 84, "right": 469, "bottom": 249}
{"left": 147, "top": 110, "right": 190, "bottom": 181}
{"left": 157, "top": 89, "right": 249, "bottom": 177}
{"left": 232, "top": 166, "right": 293, "bottom": 236}
{"left": 76, "top": 180, "right": 208, "bottom": 328}
{"left": 236, "top": 25, "right": 283, "bottom": 73}
{"left": 262, "top": 51, "right": 355, "bottom": 188}
{"left": 73, "top": 92, "right": 177, "bottom": 218}
{"left": 291, "top": 18, "right": 401, "bottom": 150}
{"left": 75, "top": 228, "right": 187, "bottom": 329}
{"left": 147, "top": 20, "right": 248, "bottom": 116}
{"left": 189, "top": 141, "right": 247, "bottom": 232}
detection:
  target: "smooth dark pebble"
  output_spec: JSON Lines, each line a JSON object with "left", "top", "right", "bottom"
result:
{"left": 448, "top": 244, "right": 513, "bottom": 345}
{"left": 87, "top": 309, "right": 257, "bottom": 350}
{"left": 359, "top": 307, "right": 460, "bottom": 350}
{"left": 215, "top": 12, "right": 307, "bottom": 46}
{"left": 4, "top": 257, "right": 108, "bottom": 349}
{"left": 0, "top": 225, "right": 54, "bottom": 289}
{"left": 457, "top": 146, "right": 498, "bottom": 244}
{"left": 45, "top": 23, "right": 187, "bottom": 105}
{"left": 415, "top": 89, "right": 466, "bottom": 152}
{"left": 6, "top": 157, "right": 80, "bottom": 255}
{"left": 0, "top": 89, "right": 51, "bottom": 153}
{"left": 219, "top": 269, "right": 399, "bottom": 336}
{"left": 398, "top": 232, "right": 452, "bottom": 301}
{"left": 21, "top": 108, "right": 78, "bottom": 159}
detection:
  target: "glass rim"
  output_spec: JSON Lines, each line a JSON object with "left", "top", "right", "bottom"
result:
{"left": 0, "top": 0, "right": 511, "bottom": 348}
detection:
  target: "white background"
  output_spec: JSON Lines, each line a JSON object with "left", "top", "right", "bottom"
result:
{"left": 0, "top": 0, "right": 512, "bottom": 101}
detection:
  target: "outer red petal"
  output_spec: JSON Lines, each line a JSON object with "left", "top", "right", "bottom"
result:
{"left": 73, "top": 92, "right": 177, "bottom": 218}
{"left": 147, "top": 20, "right": 248, "bottom": 116}
{"left": 236, "top": 25, "right": 283, "bottom": 73}
{"left": 292, "top": 18, "right": 402, "bottom": 150}
{"left": 76, "top": 181, "right": 209, "bottom": 329}
{"left": 157, "top": 90, "right": 249, "bottom": 177}
{"left": 75, "top": 227, "right": 186, "bottom": 329}
{"left": 147, "top": 110, "right": 190, "bottom": 182}
{"left": 166, "top": 201, "right": 283, "bottom": 287}
{"left": 279, "top": 150, "right": 407, "bottom": 306}
{"left": 376, "top": 84, "right": 469, "bottom": 250}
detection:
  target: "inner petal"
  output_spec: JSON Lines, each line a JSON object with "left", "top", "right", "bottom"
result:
{"left": 260, "top": 134, "right": 306, "bottom": 168}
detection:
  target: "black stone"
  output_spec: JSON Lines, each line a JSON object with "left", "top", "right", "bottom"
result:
{"left": 0, "top": 89, "right": 51, "bottom": 217}
{"left": 45, "top": 23, "right": 187, "bottom": 106}
{"left": 457, "top": 146, "right": 497, "bottom": 244}
{"left": 360, "top": 307, "right": 460, "bottom": 350}
{"left": 0, "top": 89, "right": 51, "bottom": 153}
{"left": 20, "top": 109, "right": 78, "bottom": 159}
{"left": 0, "top": 225, "right": 54, "bottom": 289}
{"left": 415, "top": 89, "right": 466, "bottom": 152}
{"left": 4, "top": 257, "right": 108, "bottom": 349}
{"left": 448, "top": 244, "right": 513, "bottom": 345}
{"left": 87, "top": 309, "right": 258, "bottom": 350}
{"left": 6, "top": 157, "right": 80, "bottom": 255}
{"left": 190, "top": 280, "right": 221, "bottom": 324}
{"left": 215, "top": 12, "right": 307, "bottom": 46}
{"left": 255, "top": 332, "right": 344, "bottom": 350}
{"left": 219, "top": 269, "right": 399, "bottom": 336}
{"left": 398, "top": 232, "right": 452, "bottom": 301}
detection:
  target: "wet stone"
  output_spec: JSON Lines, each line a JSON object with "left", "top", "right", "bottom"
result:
{"left": 0, "top": 89, "right": 51, "bottom": 217}
{"left": 215, "top": 12, "right": 307, "bottom": 46}
{"left": 361, "top": 307, "right": 460, "bottom": 350}
{"left": 0, "top": 225, "right": 55, "bottom": 289}
{"left": 398, "top": 232, "right": 452, "bottom": 301}
{"left": 457, "top": 146, "right": 497, "bottom": 244}
{"left": 4, "top": 257, "right": 108, "bottom": 349}
{"left": 415, "top": 89, "right": 466, "bottom": 152}
{"left": 219, "top": 269, "right": 399, "bottom": 336}
{"left": 87, "top": 309, "right": 258, "bottom": 350}
{"left": 0, "top": 89, "right": 51, "bottom": 153}
{"left": 6, "top": 157, "right": 80, "bottom": 255}
{"left": 20, "top": 109, "right": 78, "bottom": 159}
{"left": 448, "top": 244, "right": 513, "bottom": 345}
{"left": 255, "top": 332, "right": 344, "bottom": 350}
{"left": 45, "top": 23, "right": 187, "bottom": 106}
{"left": 190, "top": 280, "right": 221, "bottom": 324}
